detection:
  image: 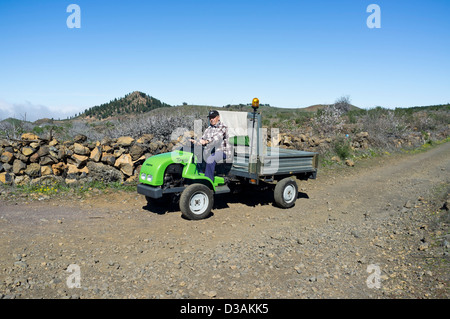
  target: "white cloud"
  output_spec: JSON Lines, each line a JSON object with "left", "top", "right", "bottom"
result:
{"left": 0, "top": 100, "right": 78, "bottom": 122}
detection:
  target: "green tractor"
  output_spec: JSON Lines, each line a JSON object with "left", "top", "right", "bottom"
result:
{"left": 137, "top": 99, "right": 318, "bottom": 220}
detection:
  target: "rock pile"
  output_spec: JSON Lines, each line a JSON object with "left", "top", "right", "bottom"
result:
{"left": 268, "top": 132, "right": 332, "bottom": 150}
{"left": 0, "top": 133, "right": 174, "bottom": 186}
{"left": 0, "top": 127, "right": 441, "bottom": 186}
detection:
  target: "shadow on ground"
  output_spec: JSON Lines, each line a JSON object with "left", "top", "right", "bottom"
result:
{"left": 141, "top": 188, "right": 310, "bottom": 218}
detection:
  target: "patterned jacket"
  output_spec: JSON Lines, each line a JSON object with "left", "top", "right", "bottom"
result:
{"left": 202, "top": 121, "right": 232, "bottom": 160}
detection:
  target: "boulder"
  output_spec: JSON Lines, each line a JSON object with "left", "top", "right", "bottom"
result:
{"left": 113, "top": 148, "right": 125, "bottom": 158}
{"left": 132, "top": 155, "right": 146, "bottom": 165}
{"left": 67, "top": 164, "right": 88, "bottom": 176}
{"left": 49, "top": 146, "right": 59, "bottom": 158}
{"left": 0, "top": 151, "right": 14, "bottom": 164}
{"left": 101, "top": 153, "right": 116, "bottom": 166}
{"left": 25, "top": 163, "right": 41, "bottom": 177}
{"left": 52, "top": 162, "right": 67, "bottom": 176}
{"left": 29, "top": 152, "right": 40, "bottom": 163}
{"left": 86, "top": 162, "right": 123, "bottom": 183}
{"left": 149, "top": 141, "right": 164, "bottom": 152}
{"left": 117, "top": 136, "right": 135, "bottom": 147}
{"left": 15, "top": 153, "right": 28, "bottom": 162}
{"left": 41, "top": 165, "right": 53, "bottom": 176}
{"left": 101, "top": 137, "right": 112, "bottom": 146}
{"left": 129, "top": 144, "right": 145, "bottom": 161}
{"left": 2, "top": 163, "right": 12, "bottom": 173}
{"left": 3, "top": 146, "right": 13, "bottom": 153}
{"left": 102, "top": 145, "right": 113, "bottom": 153}
{"left": 21, "top": 133, "right": 39, "bottom": 141}
{"left": 282, "top": 135, "right": 292, "bottom": 146}
{"left": 22, "top": 146, "right": 36, "bottom": 156}
{"left": 67, "top": 164, "right": 80, "bottom": 175}
{"left": 58, "top": 146, "right": 69, "bottom": 160}
{"left": 309, "top": 136, "right": 321, "bottom": 147}
{"left": 136, "top": 134, "right": 154, "bottom": 144}
{"left": 90, "top": 146, "right": 102, "bottom": 162}
{"left": 0, "top": 139, "right": 10, "bottom": 147}
{"left": 0, "top": 172, "right": 13, "bottom": 185}
{"left": 114, "top": 153, "right": 134, "bottom": 176}
{"left": 31, "top": 175, "right": 64, "bottom": 186}
{"left": 12, "top": 159, "right": 26, "bottom": 175}
{"left": 40, "top": 156, "right": 57, "bottom": 166}
{"left": 73, "top": 143, "right": 90, "bottom": 155}
{"left": 14, "top": 175, "right": 31, "bottom": 186}
{"left": 79, "top": 166, "right": 89, "bottom": 175}
{"left": 74, "top": 134, "right": 87, "bottom": 143}
{"left": 37, "top": 145, "right": 50, "bottom": 157}
{"left": 71, "top": 154, "right": 88, "bottom": 168}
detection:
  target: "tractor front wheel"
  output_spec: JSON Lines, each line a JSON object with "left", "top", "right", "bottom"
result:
{"left": 180, "top": 184, "right": 214, "bottom": 220}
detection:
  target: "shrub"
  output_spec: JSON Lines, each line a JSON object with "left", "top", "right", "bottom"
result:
{"left": 333, "top": 137, "right": 352, "bottom": 160}
{"left": 313, "top": 105, "right": 345, "bottom": 135}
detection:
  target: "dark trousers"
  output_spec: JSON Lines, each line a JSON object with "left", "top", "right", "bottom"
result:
{"left": 205, "top": 151, "right": 226, "bottom": 181}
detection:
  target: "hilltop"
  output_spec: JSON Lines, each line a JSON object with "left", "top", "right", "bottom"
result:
{"left": 81, "top": 91, "right": 171, "bottom": 120}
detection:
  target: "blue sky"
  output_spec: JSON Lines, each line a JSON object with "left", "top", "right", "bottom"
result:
{"left": 0, "top": 0, "right": 449, "bottom": 121}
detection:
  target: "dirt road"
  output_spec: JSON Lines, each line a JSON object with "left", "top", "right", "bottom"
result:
{"left": 1, "top": 142, "right": 449, "bottom": 299}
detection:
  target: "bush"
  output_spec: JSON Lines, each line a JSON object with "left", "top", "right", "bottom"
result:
{"left": 333, "top": 137, "right": 352, "bottom": 160}
{"left": 313, "top": 105, "right": 345, "bottom": 134}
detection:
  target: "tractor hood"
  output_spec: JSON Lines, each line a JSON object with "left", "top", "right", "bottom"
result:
{"left": 139, "top": 150, "right": 193, "bottom": 186}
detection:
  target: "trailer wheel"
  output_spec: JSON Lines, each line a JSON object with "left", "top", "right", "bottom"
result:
{"left": 274, "top": 177, "right": 298, "bottom": 208}
{"left": 180, "top": 184, "right": 214, "bottom": 220}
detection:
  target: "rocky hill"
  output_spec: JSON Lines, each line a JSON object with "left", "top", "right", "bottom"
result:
{"left": 82, "top": 91, "right": 171, "bottom": 120}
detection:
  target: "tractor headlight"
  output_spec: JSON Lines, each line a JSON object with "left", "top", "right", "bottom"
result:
{"left": 146, "top": 174, "right": 153, "bottom": 182}
{"left": 140, "top": 173, "right": 146, "bottom": 180}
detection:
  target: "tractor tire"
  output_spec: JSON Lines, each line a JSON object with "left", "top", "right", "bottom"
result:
{"left": 274, "top": 177, "right": 298, "bottom": 208}
{"left": 180, "top": 184, "right": 214, "bottom": 220}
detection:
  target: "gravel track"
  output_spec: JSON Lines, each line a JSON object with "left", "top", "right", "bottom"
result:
{"left": 1, "top": 143, "right": 449, "bottom": 299}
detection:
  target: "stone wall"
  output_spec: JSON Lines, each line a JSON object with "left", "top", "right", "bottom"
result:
{"left": 0, "top": 133, "right": 176, "bottom": 186}
{"left": 0, "top": 128, "right": 440, "bottom": 186}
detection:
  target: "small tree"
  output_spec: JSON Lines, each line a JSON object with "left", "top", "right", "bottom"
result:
{"left": 334, "top": 95, "right": 352, "bottom": 113}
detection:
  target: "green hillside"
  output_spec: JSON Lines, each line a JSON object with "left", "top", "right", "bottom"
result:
{"left": 82, "top": 91, "right": 171, "bottom": 120}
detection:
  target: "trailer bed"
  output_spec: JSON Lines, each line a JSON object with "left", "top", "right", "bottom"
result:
{"left": 230, "top": 146, "right": 318, "bottom": 179}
